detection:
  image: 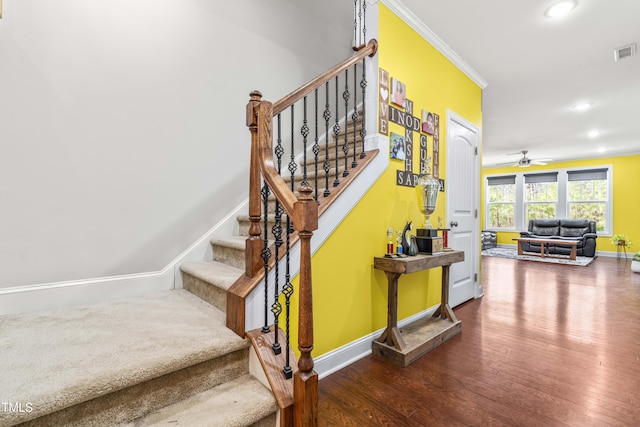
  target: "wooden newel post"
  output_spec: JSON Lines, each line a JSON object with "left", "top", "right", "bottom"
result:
{"left": 245, "top": 91, "right": 265, "bottom": 278}
{"left": 294, "top": 184, "right": 318, "bottom": 426}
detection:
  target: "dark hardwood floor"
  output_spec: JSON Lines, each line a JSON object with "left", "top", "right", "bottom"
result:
{"left": 318, "top": 256, "right": 640, "bottom": 426}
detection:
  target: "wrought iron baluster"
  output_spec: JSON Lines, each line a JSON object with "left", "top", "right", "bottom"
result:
{"left": 270, "top": 114, "right": 284, "bottom": 353}
{"left": 362, "top": 0, "right": 367, "bottom": 46}
{"left": 313, "top": 89, "right": 320, "bottom": 202}
{"left": 343, "top": 69, "right": 350, "bottom": 177}
{"left": 301, "top": 97, "right": 309, "bottom": 188}
{"left": 323, "top": 83, "right": 331, "bottom": 197}
{"left": 353, "top": 0, "right": 358, "bottom": 48}
{"left": 261, "top": 183, "right": 271, "bottom": 334}
{"left": 270, "top": 203, "right": 283, "bottom": 354}
{"left": 360, "top": 58, "right": 368, "bottom": 158}
{"left": 289, "top": 106, "right": 297, "bottom": 192}
{"left": 333, "top": 75, "right": 341, "bottom": 187}
{"left": 352, "top": 64, "right": 358, "bottom": 169}
{"left": 282, "top": 213, "right": 294, "bottom": 379}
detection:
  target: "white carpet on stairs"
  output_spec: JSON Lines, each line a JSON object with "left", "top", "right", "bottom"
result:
{"left": 0, "top": 290, "right": 248, "bottom": 422}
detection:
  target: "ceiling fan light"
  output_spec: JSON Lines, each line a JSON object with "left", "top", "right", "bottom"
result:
{"left": 545, "top": 0, "right": 578, "bottom": 18}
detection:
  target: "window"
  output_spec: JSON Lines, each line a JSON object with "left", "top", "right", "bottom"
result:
{"left": 567, "top": 169, "right": 608, "bottom": 232}
{"left": 524, "top": 172, "right": 557, "bottom": 223}
{"left": 484, "top": 166, "right": 612, "bottom": 235}
{"left": 487, "top": 175, "right": 516, "bottom": 229}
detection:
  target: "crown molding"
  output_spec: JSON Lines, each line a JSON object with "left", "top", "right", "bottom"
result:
{"left": 381, "top": 0, "right": 488, "bottom": 89}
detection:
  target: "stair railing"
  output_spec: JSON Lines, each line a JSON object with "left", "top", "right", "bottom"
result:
{"left": 229, "top": 39, "right": 377, "bottom": 425}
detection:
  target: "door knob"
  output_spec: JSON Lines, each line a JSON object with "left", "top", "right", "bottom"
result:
{"left": 450, "top": 221, "right": 459, "bottom": 227}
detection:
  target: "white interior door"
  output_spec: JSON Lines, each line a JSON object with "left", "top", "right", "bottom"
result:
{"left": 446, "top": 111, "right": 481, "bottom": 307}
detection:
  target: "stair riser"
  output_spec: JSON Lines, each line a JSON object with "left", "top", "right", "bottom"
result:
{"left": 183, "top": 273, "right": 227, "bottom": 313}
{"left": 253, "top": 413, "right": 278, "bottom": 426}
{"left": 211, "top": 243, "right": 246, "bottom": 270}
{"left": 18, "top": 348, "right": 249, "bottom": 427}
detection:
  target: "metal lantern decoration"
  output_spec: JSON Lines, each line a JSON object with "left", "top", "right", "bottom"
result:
{"left": 415, "top": 171, "right": 439, "bottom": 229}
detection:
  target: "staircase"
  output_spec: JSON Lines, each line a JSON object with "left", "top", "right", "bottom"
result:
{"left": 0, "top": 33, "right": 378, "bottom": 425}
{"left": 0, "top": 113, "right": 375, "bottom": 427}
{"left": 0, "top": 290, "right": 277, "bottom": 426}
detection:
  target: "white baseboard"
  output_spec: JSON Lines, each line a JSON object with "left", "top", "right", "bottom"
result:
{"left": 314, "top": 304, "right": 439, "bottom": 379}
{"left": 0, "top": 270, "right": 174, "bottom": 316}
{"left": 494, "top": 243, "right": 618, "bottom": 258}
{"left": 596, "top": 250, "right": 624, "bottom": 258}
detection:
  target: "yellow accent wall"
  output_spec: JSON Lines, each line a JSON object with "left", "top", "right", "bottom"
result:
{"left": 481, "top": 154, "right": 640, "bottom": 252}
{"left": 287, "top": 5, "right": 482, "bottom": 358}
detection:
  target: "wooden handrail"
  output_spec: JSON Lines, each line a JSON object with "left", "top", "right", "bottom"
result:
{"left": 273, "top": 39, "right": 377, "bottom": 115}
{"left": 233, "top": 40, "right": 379, "bottom": 426}
{"left": 246, "top": 87, "right": 320, "bottom": 425}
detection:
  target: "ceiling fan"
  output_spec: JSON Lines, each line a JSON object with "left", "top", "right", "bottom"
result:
{"left": 497, "top": 150, "right": 553, "bottom": 168}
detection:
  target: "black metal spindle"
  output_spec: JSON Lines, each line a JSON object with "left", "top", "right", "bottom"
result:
{"left": 313, "top": 89, "right": 320, "bottom": 202}
{"left": 323, "top": 83, "right": 331, "bottom": 197}
{"left": 289, "top": 106, "right": 297, "bottom": 192}
{"left": 343, "top": 69, "right": 350, "bottom": 177}
{"left": 270, "top": 115, "right": 284, "bottom": 354}
{"left": 282, "top": 214, "right": 294, "bottom": 379}
{"left": 333, "top": 76, "right": 341, "bottom": 187}
{"left": 352, "top": 64, "right": 358, "bottom": 168}
{"left": 301, "top": 97, "right": 309, "bottom": 188}
{"left": 353, "top": 0, "right": 358, "bottom": 48}
{"left": 360, "top": 0, "right": 367, "bottom": 45}
{"left": 276, "top": 114, "right": 284, "bottom": 168}
{"left": 261, "top": 183, "right": 271, "bottom": 334}
{"left": 360, "top": 58, "right": 368, "bottom": 158}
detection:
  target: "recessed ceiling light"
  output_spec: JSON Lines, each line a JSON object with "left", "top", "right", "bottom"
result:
{"left": 588, "top": 130, "right": 601, "bottom": 138}
{"left": 597, "top": 147, "right": 607, "bottom": 153}
{"left": 572, "top": 102, "right": 592, "bottom": 111}
{"left": 545, "top": 0, "right": 578, "bottom": 18}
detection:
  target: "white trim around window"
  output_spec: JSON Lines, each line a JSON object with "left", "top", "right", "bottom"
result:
{"left": 484, "top": 165, "right": 613, "bottom": 235}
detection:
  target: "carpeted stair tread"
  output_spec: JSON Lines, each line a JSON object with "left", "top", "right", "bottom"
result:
{"left": 210, "top": 235, "right": 248, "bottom": 250}
{"left": 181, "top": 260, "right": 243, "bottom": 292}
{"left": 125, "top": 374, "right": 277, "bottom": 426}
{"left": 0, "top": 290, "right": 249, "bottom": 425}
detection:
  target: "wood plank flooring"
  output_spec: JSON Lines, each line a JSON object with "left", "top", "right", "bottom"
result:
{"left": 318, "top": 256, "right": 640, "bottom": 426}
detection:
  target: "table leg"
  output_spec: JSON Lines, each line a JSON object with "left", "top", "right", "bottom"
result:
{"left": 569, "top": 244, "right": 577, "bottom": 260}
{"left": 540, "top": 242, "right": 546, "bottom": 258}
{"left": 377, "top": 271, "right": 406, "bottom": 351}
{"left": 517, "top": 240, "right": 523, "bottom": 255}
{"left": 430, "top": 264, "right": 458, "bottom": 323}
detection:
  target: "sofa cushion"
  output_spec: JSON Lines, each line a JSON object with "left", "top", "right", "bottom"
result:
{"left": 559, "top": 219, "right": 591, "bottom": 238}
{"left": 531, "top": 219, "right": 560, "bottom": 236}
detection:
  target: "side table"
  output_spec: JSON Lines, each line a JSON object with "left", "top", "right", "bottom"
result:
{"left": 372, "top": 251, "right": 464, "bottom": 367}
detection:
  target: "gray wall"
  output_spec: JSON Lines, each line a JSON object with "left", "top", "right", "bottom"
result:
{"left": 0, "top": 0, "right": 354, "bottom": 288}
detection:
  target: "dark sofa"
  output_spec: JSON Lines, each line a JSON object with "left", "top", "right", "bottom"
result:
{"left": 519, "top": 219, "right": 598, "bottom": 257}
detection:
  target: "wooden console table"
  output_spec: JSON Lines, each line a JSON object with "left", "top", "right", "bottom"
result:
{"left": 372, "top": 250, "right": 464, "bottom": 367}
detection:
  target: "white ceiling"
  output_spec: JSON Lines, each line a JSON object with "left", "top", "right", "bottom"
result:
{"left": 397, "top": 0, "right": 640, "bottom": 168}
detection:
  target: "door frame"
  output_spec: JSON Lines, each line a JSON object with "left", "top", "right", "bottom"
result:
{"left": 445, "top": 109, "right": 483, "bottom": 301}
